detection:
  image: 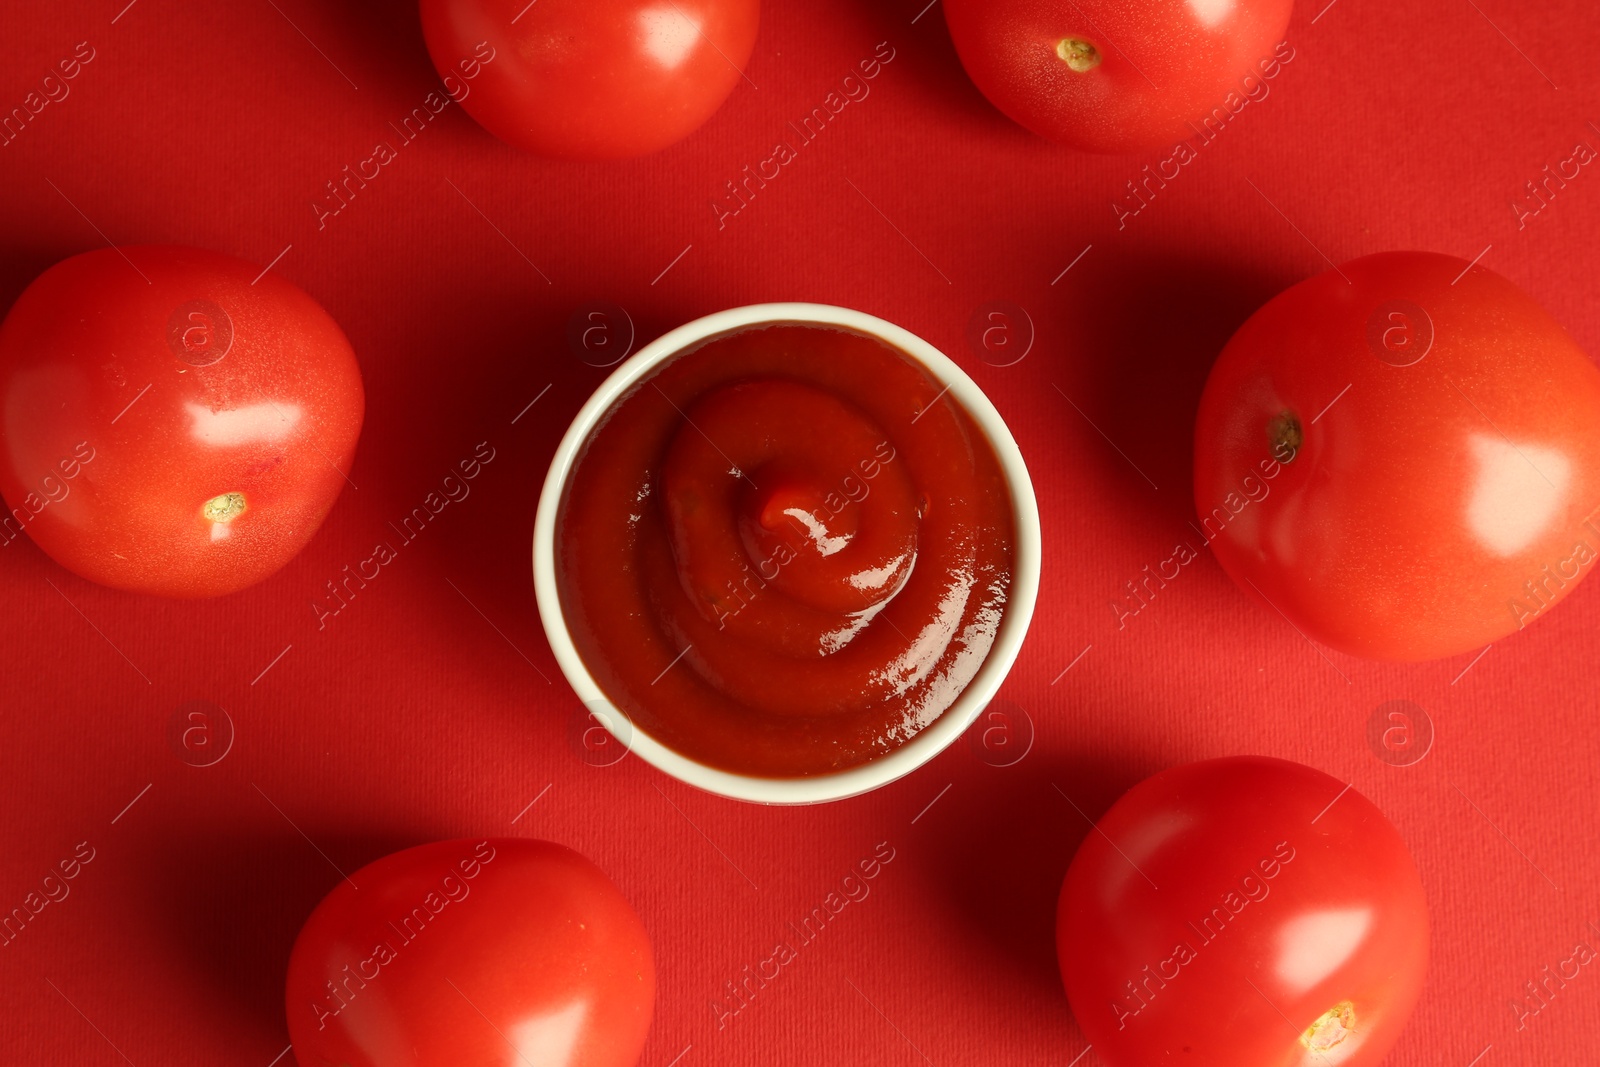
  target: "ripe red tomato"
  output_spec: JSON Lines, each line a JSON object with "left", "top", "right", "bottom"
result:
{"left": 0, "top": 246, "right": 363, "bottom": 598}
{"left": 943, "top": 0, "right": 1293, "bottom": 153}
{"left": 419, "top": 0, "right": 760, "bottom": 160}
{"left": 286, "top": 838, "right": 655, "bottom": 1067}
{"left": 1194, "top": 251, "right": 1600, "bottom": 661}
{"left": 1058, "top": 757, "right": 1428, "bottom": 1067}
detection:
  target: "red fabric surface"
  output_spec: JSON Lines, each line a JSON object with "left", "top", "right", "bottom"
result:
{"left": 2, "top": 2, "right": 1598, "bottom": 1065}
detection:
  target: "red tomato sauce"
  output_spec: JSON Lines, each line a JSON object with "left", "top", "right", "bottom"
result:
{"left": 554, "top": 323, "right": 1016, "bottom": 777}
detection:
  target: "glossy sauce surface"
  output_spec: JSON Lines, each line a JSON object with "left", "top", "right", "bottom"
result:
{"left": 555, "top": 323, "right": 1015, "bottom": 777}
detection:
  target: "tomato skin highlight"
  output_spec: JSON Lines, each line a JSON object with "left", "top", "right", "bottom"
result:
{"left": 1057, "top": 757, "right": 1429, "bottom": 1067}
{"left": 0, "top": 245, "right": 364, "bottom": 598}
{"left": 286, "top": 838, "right": 655, "bottom": 1067}
{"left": 419, "top": 0, "right": 760, "bottom": 160}
{"left": 1194, "top": 251, "right": 1600, "bottom": 661}
{"left": 943, "top": 0, "right": 1294, "bottom": 154}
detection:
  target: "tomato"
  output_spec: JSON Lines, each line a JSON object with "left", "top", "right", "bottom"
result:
{"left": 1057, "top": 757, "right": 1428, "bottom": 1067}
{"left": 0, "top": 246, "right": 363, "bottom": 598}
{"left": 1193, "top": 251, "right": 1600, "bottom": 661}
{"left": 419, "top": 0, "right": 760, "bottom": 160}
{"left": 286, "top": 838, "right": 655, "bottom": 1067}
{"left": 943, "top": 0, "right": 1293, "bottom": 153}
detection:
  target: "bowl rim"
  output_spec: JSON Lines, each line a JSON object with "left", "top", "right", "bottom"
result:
{"left": 532, "top": 302, "right": 1042, "bottom": 805}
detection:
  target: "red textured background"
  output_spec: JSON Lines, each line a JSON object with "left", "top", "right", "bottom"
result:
{"left": 2, "top": 1, "right": 1598, "bottom": 1065}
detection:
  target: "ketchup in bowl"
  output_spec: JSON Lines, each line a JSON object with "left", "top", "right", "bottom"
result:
{"left": 552, "top": 320, "right": 1018, "bottom": 779}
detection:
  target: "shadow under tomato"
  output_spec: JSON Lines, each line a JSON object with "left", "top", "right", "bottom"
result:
{"left": 858, "top": 0, "right": 1023, "bottom": 132}
{"left": 1062, "top": 252, "right": 1289, "bottom": 532}
{"left": 319, "top": 0, "right": 441, "bottom": 99}
{"left": 141, "top": 829, "right": 423, "bottom": 1036}
{"left": 909, "top": 749, "right": 1150, "bottom": 998}
{"left": 394, "top": 292, "right": 686, "bottom": 669}
{"left": 0, "top": 247, "right": 71, "bottom": 321}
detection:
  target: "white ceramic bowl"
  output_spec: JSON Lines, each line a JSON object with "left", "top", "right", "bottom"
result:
{"left": 532, "top": 303, "right": 1041, "bottom": 804}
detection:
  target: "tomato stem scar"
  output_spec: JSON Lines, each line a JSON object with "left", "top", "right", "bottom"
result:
{"left": 1301, "top": 1001, "right": 1356, "bottom": 1051}
{"left": 1056, "top": 38, "right": 1102, "bottom": 72}
{"left": 203, "top": 492, "right": 248, "bottom": 523}
{"left": 1268, "top": 411, "right": 1302, "bottom": 463}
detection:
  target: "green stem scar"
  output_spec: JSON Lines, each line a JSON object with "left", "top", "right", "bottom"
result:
{"left": 1056, "top": 38, "right": 1102, "bottom": 72}
{"left": 203, "top": 492, "right": 247, "bottom": 523}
